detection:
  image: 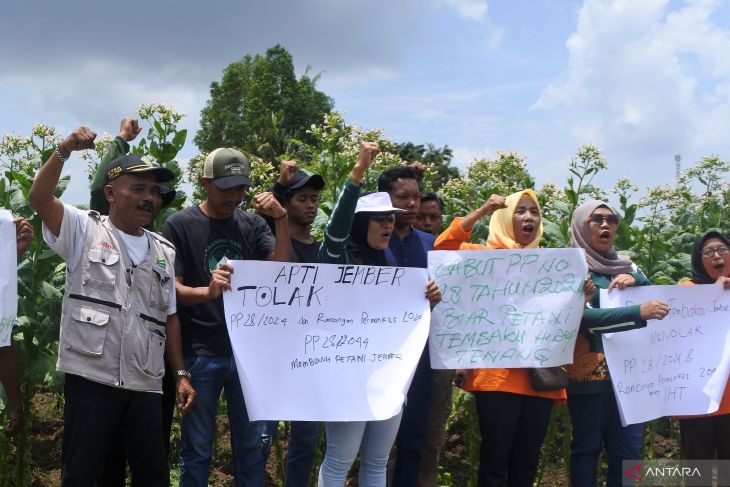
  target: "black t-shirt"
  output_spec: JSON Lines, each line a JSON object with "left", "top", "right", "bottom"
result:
{"left": 291, "top": 238, "right": 320, "bottom": 264}
{"left": 163, "top": 205, "right": 274, "bottom": 357}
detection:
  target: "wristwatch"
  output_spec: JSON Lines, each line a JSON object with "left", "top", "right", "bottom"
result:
{"left": 176, "top": 369, "right": 192, "bottom": 380}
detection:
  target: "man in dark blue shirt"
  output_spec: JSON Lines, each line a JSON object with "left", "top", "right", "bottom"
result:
{"left": 378, "top": 166, "right": 434, "bottom": 487}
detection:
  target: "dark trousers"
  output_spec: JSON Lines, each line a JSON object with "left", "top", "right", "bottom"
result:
{"left": 391, "top": 344, "right": 433, "bottom": 487}
{"left": 474, "top": 391, "right": 554, "bottom": 487}
{"left": 567, "top": 391, "right": 643, "bottom": 487}
{"left": 61, "top": 374, "right": 169, "bottom": 487}
{"left": 284, "top": 421, "right": 320, "bottom": 487}
{"left": 96, "top": 362, "right": 176, "bottom": 486}
{"left": 679, "top": 413, "right": 730, "bottom": 459}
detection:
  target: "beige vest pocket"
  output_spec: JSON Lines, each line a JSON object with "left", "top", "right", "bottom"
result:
{"left": 85, "top": 248, "right": 120, "bottom": 290}
{"left": 66, "top": 306, "right": 110, "bottom": 356}
{"left": 142, "top": 326, "right": 166, "bottom": 378}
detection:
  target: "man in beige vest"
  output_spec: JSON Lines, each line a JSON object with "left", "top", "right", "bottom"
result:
{"left": 29, "top": 126, "right": 195, "bottom": 487}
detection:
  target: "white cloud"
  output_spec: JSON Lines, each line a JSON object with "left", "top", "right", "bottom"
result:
{"left": 533, "top": 0, "right": 730, "bottom": 169}
{"left": 452, "top": 146, "right": 495, "bottom": 171}
{"left": 436, "top": 0, "right": 488, "bottom": 22}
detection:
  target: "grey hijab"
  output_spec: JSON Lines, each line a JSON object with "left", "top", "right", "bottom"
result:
{"left": 570, "top": 200, "right": 634, "bottom": 275}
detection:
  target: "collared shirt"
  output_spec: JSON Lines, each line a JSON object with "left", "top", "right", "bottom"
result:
{"left": 385, "top": 226, "right": 435, "bottom": 269}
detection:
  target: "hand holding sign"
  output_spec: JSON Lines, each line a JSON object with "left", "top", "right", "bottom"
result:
{"left": 639, "top": 300, "right": 670, "bottom": 321}
{"left": 426, "top": 279, "right": 442, "bottom": 308}
{"left": 716, "top": 276, "right": 730, "bottom": 289}
{"left": 607, "top": 273, "right": 636, "bottom": 292}
{"left": 207, "top": 262, "right": 233, "bottom": 300}
{"left": 583, "top": 276, "right": 597, "bottom": 303}
{"left": 13, "top": 217, "right": 33, "bottom": 259}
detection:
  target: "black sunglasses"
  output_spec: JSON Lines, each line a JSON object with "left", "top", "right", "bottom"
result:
{"left": 370, "top": 214, "right": 396, "bottom": 223}
{"left": 588, "top": 214, "right": 619, "bottom": 225}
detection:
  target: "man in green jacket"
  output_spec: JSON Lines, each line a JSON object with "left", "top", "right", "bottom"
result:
{"left": 90, "top": 118, "right": 176, "bottom": 217}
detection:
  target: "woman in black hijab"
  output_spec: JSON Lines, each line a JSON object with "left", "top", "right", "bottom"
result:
{"left": 677, "top": 231, "right": 730, "bottom": 460}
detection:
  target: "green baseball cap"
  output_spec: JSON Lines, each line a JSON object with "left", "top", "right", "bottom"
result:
{"left": 203, "top": 148, "right": 252, "bottom": 189}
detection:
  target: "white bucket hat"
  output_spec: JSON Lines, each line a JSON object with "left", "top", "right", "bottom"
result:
{"left": 354, "top": 192, "right": 406, "bottom": 214}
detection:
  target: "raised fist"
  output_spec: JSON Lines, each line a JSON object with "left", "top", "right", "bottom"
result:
{"left": 118, "top": 118, "right": 142, "bottom": 143}
{"left": 277, "top": 160, "right": 299, "bottom": 187}
{"left": 479, "top": 194, "right": 507, "bottom": 217}
{"left": 58, "top": 126, "right": 97, "bottom": 158}
{"left": 409, "top": 160, "right": 425, "bottom": 176}
{"left": 351, "top": 142, "right": 380, "bottom": 181}
{"left": 358, "top": 142, "right": 380, "bottom": 167}
{"left": 253, "top": 191, "right": 287, "bottom": 219}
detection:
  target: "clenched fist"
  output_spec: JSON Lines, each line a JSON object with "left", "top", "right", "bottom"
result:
{"left": 479, "top": 194, "right": 508, "bottom": 217}
{"left": 57, "top": 126, "right": 97, "bottom": 159}
{"left": 277, "top": 160, "right": 299, "bottom": 187}
{"left": 118, "top": 118, "right": 142, "bottom": 143}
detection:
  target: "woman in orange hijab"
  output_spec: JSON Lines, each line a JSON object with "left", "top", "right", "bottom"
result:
{"left": 435, "top": 190, "right": 572, "bottom": 487}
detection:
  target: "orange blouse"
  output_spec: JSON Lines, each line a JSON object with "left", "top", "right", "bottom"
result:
{"left": 434, "top": 217, "right": 567, "bottom": 402}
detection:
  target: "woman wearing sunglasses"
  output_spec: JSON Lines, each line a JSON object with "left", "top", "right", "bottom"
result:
{"left": 316, "top": 142, "right": 441, "bottom": 486}
{"left": 675, "top": 231, "right": 730, "bottom": 460}
{"left": 567, "top": 200, "right": 669, "bottom": 487}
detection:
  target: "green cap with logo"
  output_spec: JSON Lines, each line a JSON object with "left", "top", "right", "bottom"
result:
{"left": 203, "top": 148, "right": 252, "bottom": 189}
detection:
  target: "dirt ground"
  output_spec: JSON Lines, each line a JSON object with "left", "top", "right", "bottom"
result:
{"left": 26, "top": 389, "right": 675, "bottom": 486}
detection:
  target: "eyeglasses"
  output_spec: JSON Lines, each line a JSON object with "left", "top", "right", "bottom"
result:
{"left": 588, "top": 214, "right": 619, "bottom": 225}
{"left": 701, "top": 246, "right": 730, "bottom": 258}
{"left": 371, "top": 214, "right": 396, "bottom": 223}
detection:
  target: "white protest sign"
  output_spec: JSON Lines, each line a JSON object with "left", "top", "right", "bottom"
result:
{"left": 0, "top": 210, "right": 18, "bottom": 348}
{"left": 601, "top": 284, "right": 730, "bottom": 425}
{"left": 428, "top": 248, "right": 587, "bottom": 368}
{"left": 222, "top": 260, "right": 430, "bottom": 421}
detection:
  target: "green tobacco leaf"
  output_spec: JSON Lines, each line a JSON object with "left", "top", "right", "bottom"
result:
{"left": 8, "top": 170, "right": 32, "bottom": 188}
{"left": 172, "top": 129, "right": 187, "bottom": 150}
{"left": 36, "top": 249, "right": 57, "bottom": 261}
{"left": 159, "top": 143, "right": 179, "bottom": 163}
{"left": 154, "top": 121, "right": 165, "bottom": 138}
{"left": 40, "top": 281, "right": 63, "bottom": 300}
{"left": 149, "top": 140, "right": 160, "bottom": 160}
{"left": 54, "top": 175, "right": 70, "bottom": 198}
{"left": 542, "top": 219, "right": 569, "bottom": 247}
{"left": 8, "top": 186, "right": 30, "bottom": 214}
{"left": 40, "top": 146, "right": 55, "bottom": 162}
{"left": 24, "top": 349, "right": 57, "bottom": 384}
{"left": 564, "top": 188, "right": 577, "bottom": 206}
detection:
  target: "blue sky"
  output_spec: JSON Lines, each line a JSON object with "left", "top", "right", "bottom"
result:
{"left": 1, "top": 0, "right": 729, "bottom": 205}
